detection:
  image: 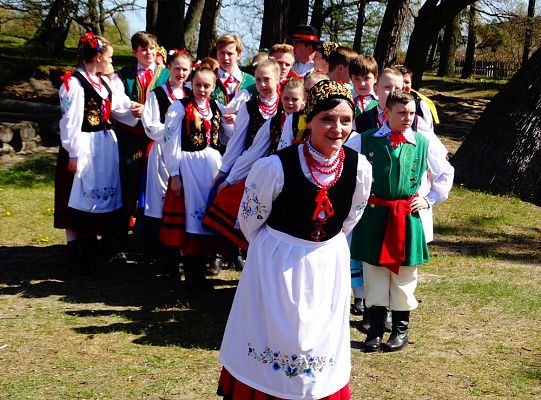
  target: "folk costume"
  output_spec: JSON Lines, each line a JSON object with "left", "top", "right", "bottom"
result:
{"left": 346, "top": 122, "right": 453, "bottom": 352}
{"left": 352, "top": 91, "right": 378, "bottom": 118}
{"left": 55, "top": 68, "right": 138, "bottom": 236}
{"left": 289, "top": 25, "right": 320, "bottom": 77}
{"left": 218, "top": 80, "right": 372, "bottom": 400}
{"left": 116, "top": 63, "right": 170, "bottom": 227}
{"left": 203, "top": 94, "right": 280, "bottom": 250}
{"left": 162, "top": 96, "right": 226, "bottom": 289}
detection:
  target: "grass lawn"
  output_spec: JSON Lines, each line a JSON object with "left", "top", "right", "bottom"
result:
{"left": 420, "top": 72, "right": 507, "bottom": 99}
{"left": 0, "top": 154, "right": 540, "bottom": 399}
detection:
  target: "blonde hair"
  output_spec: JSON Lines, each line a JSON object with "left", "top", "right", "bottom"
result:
{"left": 215, "top": 34, "right": 243, "bottom": 54}
{"left": 283, "top": 77, "right": 304, "bottom": 91}
{"left": 269, "top": 43, "right": 294, "bottom": 57}
{"left": 255, "top": 58, "right": 280, "bottom": 78}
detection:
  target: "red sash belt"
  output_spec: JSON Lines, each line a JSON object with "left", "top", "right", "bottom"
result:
{"left": 368, "top": 194, "right": 417, "bottom": 274}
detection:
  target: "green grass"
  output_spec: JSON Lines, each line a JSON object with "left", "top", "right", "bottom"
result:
{"left": 421, "top": 71, "right": 508, "bottom": 99}
{"left": 1, "top": 153, "right": 540, "bottom": 398}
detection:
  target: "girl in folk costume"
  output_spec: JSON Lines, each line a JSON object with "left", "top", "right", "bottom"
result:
{"left": 203, "top": 59, "right": 281, "bottom": 250}
{"left": 54, "top": 33, "right": 140, "bottom": 270}
{"left": 140, "top": 49, "right": 192, "bottom": 277}
{"left": 218, "top": 80, "right": 372, "bottom": 399}
{"left": 162, "top": 67, "right": 226, "bottom": 292}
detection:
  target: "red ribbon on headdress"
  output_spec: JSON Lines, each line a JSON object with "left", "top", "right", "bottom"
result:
{"left": 60, "top": 70, "right": 73, "bottom": 91}
{"left": 80, "top": 32, "right": 99, "bottom": 49}
{"left": 169, "top": 48, "right": 191, "bottom": 56}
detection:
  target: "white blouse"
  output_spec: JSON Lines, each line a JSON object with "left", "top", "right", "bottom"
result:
{"left": 142, "top": 84, "right": 187, "bottom": 143}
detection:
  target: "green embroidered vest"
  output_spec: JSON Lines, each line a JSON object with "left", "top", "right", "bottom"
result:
{"left": 350, "top": 129, "right": 430, "bottom": 267}
{"left": 119, "top": 64, "right": 170, "bottom": 103}
{"left": 211, "top": 71, "right": 257, "bottom": 105}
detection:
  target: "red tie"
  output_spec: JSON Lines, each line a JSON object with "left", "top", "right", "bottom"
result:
{"left": 388, "top": 131, "right": 408, "bottom": 149}
{"left": 355, "top": 95, "right": 367, "bottom": 113}
{"left": 143, "top": 68, "right": 153, "bottom": 88}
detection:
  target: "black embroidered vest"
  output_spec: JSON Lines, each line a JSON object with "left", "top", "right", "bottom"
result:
{"left": 268, "top": 110, "right": 284, "bottom": 155}
{"left": 179, "top": 97, "right": 222, "bottom": 152}
{"left": 244, "top": 98, "right": 267, "bottom": 150}
{"left": 153, "top": 86, "right": 192, "bottom": 123}
{"left": 266, "top": 144, "right": 358, "bottom": 241}
{"left": 72, "top": 71, "right": 112, "bottom": 132}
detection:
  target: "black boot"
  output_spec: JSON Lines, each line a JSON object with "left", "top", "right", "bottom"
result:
{"left": 363, "top": 306, "right": 387, "bottom": 353}
{"left": 350, "top": 297, "right": 364, "bottom": 316}
{"left": 384, "top": 311, "right": 410, "bottom": 352}
{"left": 183, "top": 256, "right": 213, "bottom": 293}
{"left": 162, "top": 245, "right": 181, "bottom": 281}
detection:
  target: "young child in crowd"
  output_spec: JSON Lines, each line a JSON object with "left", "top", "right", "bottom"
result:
{"left": 140, "top": 49, "right": 192, "bottom": 279}
{"left": 313, "top": 41, "right": 340, "bottom": 74}
{"left": 328, "top": 46, "right": 358, "bottom": 85}
{"left": 349, "top": 55, "right": 379, "bottom": 117}
{"left": 54, "top": 33, "right": 140, "bottom": 271}
{"left": 162, "top": 67, "right": 226, "bottom": 292}
{"left": 355, "top": 67, "right": 403, "bottom": 133}
{"left": 116, "top": 32, "right": 170, "bottom": 239}
{"left": 346, "top": 90, "right": 453, "bottom": 353}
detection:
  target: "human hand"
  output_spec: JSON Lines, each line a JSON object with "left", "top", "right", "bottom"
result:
{"left": 171, "top": 175, "right": 183, "bottom": 196}
{"left": 212, "top": 171, "right": 225, "bottom": 186}
{"left": 410, "top": 196, "right": 429, "bottom": 213}
{"left": 217, "top": 181, "right": 230, "bottom": 193}
{"left": 223, "top": 114, "right": 236, "bottom": 124}
{"left": 131, "top": 102, "right": 144, "bottom": 118}
{"left": 67, "top": 157, "right": 77, "bottom": 173}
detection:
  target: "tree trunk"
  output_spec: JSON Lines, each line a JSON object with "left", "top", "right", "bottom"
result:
{"left": 260, "top": 0, "right": 289, "bottom": 50}
{"left": 404, "top": 0, "right": 475, "bottom": 89}
{"left": 437, "top": 12, "right": 460, "bottom": 77}
{"left": 522, "top": 0, "right": 536, "bottom": 65}
{"left": 352, "top": 0, "right": 367, "bottom": 53}
{"left": 288, "top": 0, "right": 309, "bottom": 32}
{"left": 155, "top": 0, "right": 185, "bottom": 50}
{"left": 461, "top": 3, "right": 477, "bottom": 79}
{"left": 451, "top": 46, "right": 541, "bottom": 206}
{"left": 26, "top": 0, "right": 76, "bottom": 55}
{"left": 146, "top": 0, "right": 159, "bottom": 34}
{"left": 425, "top": 30, "right": 441, "bottom": 69}
{"left": 184, "top": 0, "right": 206, "bottom": 53}
{"left": 196, "top": 0, "right": 220, "bottom": 60}
{"left": 310, "top": 0, "right": 325, "bottom": 37}
{"left": 373, "top": 0, "right": 410, "bottom": 68}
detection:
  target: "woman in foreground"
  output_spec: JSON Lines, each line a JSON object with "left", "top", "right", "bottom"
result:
{"left": 217, "top": 80, "right": 372, "bottom": 399}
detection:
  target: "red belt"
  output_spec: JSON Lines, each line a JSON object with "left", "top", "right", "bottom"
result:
{"left": 368, "top": 194, "right": 417, "bottom": 274}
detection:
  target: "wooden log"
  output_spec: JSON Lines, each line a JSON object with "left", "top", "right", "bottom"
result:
{"left": 0, "top": 142, "right": 15, "bottom": 155}
{"left": 0, "top": 124, "right": 13, "bottom": 143}
{"left": 0, "top": 121, "right": 41, "bottom": 154}
{"left": 0, "top": 98, "right": 60, "bottom": 114}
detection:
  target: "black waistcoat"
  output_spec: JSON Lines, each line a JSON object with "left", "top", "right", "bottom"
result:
{"left": 72, "top": 71, "right": 112, "bottom": 132}
{"left": 244, "top": 98, "right": 267, "bottom": 150}
{"left": 153, "top": 86, "right": 192, "bottom": 123}
{"left": 354, "top": 107, "right": 379, "bottom": 134}
{"left": 179, "top": 97, "right": 222, "bottom": 152}
{"left": 266, "top": 144, "right": 358, "bottom": 242}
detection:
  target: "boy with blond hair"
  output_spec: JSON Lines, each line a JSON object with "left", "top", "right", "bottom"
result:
{"left": 269, "top": 43, "right": 299, "bottom": 85}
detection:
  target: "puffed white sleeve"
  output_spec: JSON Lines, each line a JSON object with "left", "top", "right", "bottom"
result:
{"left": 344, "top": 130, "right": 362, "bottom": 153}
{"left": 239, "top": 155, "right": 284, "bottom": 241}
{"left": 59, "top": 78, "right": 84, "bottom": 158}
{"left": 220, "top": 102, "right": 250, "bottom": 173}
{"left": 425, "top": 136, "right": 454, "bottom": 205}
{"left": 141, "top": 90, "right": 166, "bottom": 142}
{"left": 109, "top": 76, "right": 138, "bottom": 127}
{"left": 341, "top": 154, "right": 372, "bottom": 236}
{"left": 162, "top": 101, "right": 186, "bottom": 177}
{"left": 226, "top": 118, "right": 272, "bottom": 185}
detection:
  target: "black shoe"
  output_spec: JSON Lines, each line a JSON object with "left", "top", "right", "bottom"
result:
{"left": 384, "top": 309, "right": 392, "bottom": 332}
{"left": 184, "top": 256, "right": 213, "bottom": 293}
{"left": 206, "top": 255, "right": 223, "bottom": 276}
{"left": 362, "top": 306, "right": 387, "bottom": 353}
{"left": 162, "top": 246, "right": 181, "bottom": 281}
{"left": 383, "top": 311, "right": 410, "bottom": 352}
{"left": 351, "top": 297, "right": 364, "bottom": 316}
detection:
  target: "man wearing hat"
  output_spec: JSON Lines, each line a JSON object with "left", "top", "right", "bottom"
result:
{"left": 289, "top": 25, "right": 320, "bottom": 77}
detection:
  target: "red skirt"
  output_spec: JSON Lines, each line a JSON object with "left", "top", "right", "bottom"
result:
{"left": 160, "top": 177, "right": 186, "bottom": 249}
{"left": 202, "top": 180, "right": 248, "bottom": 251}
{"left": 217, "top": 368, "right": 351, "bottom": 400}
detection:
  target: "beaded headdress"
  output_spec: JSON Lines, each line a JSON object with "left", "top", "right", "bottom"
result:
{"left": 320, "top": 41, "right": 339, "bottom": 61}
{"left": 305, "top": 80, "right": 354, "bottom": 120}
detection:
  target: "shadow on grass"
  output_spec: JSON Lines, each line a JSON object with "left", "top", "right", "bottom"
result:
{"left": 0, "top": 153, "right": 57, "bottom": 187}
{"left": 0, "top": 243, "right": 237, "bottom": 350}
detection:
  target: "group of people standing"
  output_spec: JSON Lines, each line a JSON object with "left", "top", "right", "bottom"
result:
{"left": 54, "top": 24, "right": 454, "bottom": 399}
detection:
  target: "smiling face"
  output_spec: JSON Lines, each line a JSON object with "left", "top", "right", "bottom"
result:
{"left": 216, "top": 43, "right": 240, "bottom": 74}
{"left": 308, "top": 100, "right": 353, "bottom": 158}
{"left": 385, "top": 100, "right": 416, "bottom": 133}
{"left": 168, "top": 56, "right": 191, "bottom": 87}
{"left": 255, "top": 65, "right": 279, "bottom": 100}
{"left": 133, "top": 45, "right": 156, "bottom": 68}
{"left": 96, "top": 46, "right": 113, "bottom": 74}
{"left": 191, "top": 70, "right": 216, "bottom": 101}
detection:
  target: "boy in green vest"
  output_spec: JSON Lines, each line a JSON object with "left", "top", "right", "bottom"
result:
{"left": 347, "top": 90, "right": 453, "bottom": 352}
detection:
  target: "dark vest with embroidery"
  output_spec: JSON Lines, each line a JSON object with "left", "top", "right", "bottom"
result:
{"left": 179, "top": 97, "right": 222, "bottom": 152}
{"left": 153, "top": 86, "right": 191, "bottom": 123}
{"left": 244, "top": 98, "right": 268, "bottom": 150}
{"left": 268, "top": 108, "right": 285, "bottom": 155}
{"left": 266, "top": 144, "right": 358, "bottom": 241}
{"left": 72, "top": 71, "right": 112, "bottom": 132}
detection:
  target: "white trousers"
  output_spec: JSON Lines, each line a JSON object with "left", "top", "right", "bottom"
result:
{"left": 363, "top": 262, "right": 419, "bottom": 311}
